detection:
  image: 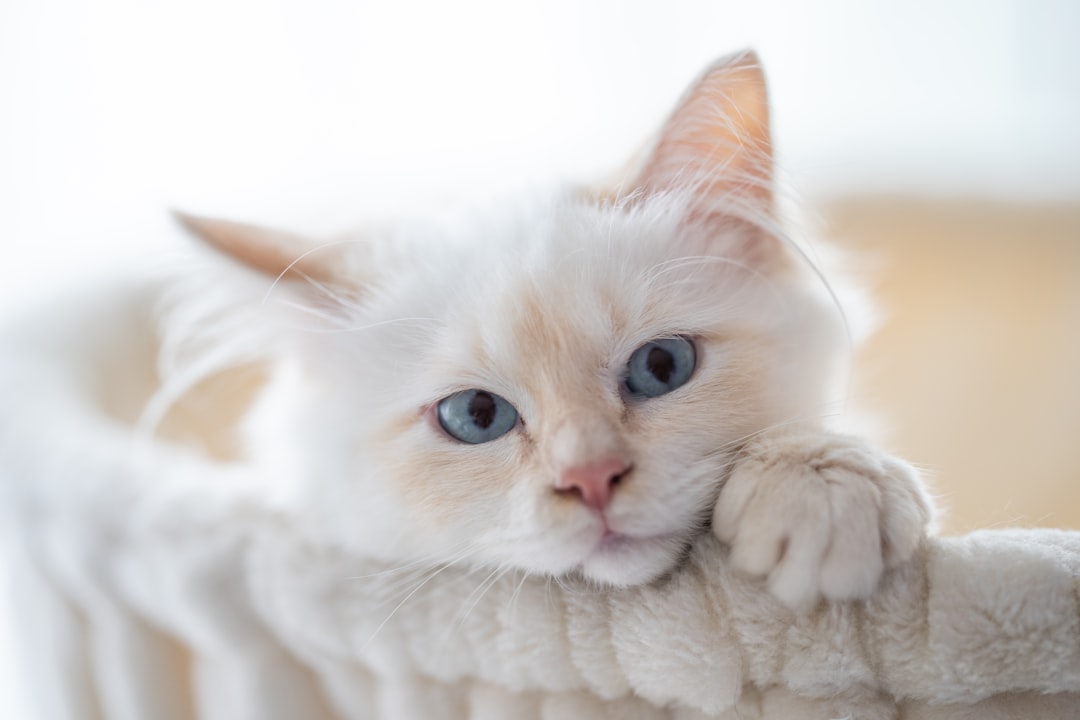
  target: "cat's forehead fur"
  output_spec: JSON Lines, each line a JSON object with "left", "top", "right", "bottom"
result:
{"left": 353, "top": 191, "right": 791, "bottom": 409}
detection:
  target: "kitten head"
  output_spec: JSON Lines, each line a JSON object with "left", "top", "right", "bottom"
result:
{"left": 176, "top": 51, "right": 845, "bottom": 586}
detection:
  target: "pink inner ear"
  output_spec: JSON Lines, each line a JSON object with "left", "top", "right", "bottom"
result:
{"left": 634, "top": 50, "right": 774, "bottom": 215}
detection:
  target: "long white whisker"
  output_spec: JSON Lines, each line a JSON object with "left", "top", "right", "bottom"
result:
{"left": 439, "top": 565, "right": 509, "bottom": 650}
{"left": 506, "top": 571, "right": 530, "bottom": 623}
{"left": 359, "top": 561, "right": 459, "bottom": 648}
{"left": 364, "top": 543, "right": 482, "bottom": 600}
{"left": 344, "top": 544, "right": 474, "bottom": 582}
{"left": 261, "top": 239, "right": 364, "bottom": 306}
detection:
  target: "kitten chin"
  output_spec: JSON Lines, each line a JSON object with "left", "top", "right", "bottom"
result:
{"left": 576, "top": 531, "right": 695, "bottom": 587}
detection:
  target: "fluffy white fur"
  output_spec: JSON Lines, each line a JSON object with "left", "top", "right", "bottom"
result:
{"left": 146, "top": 52, "right": 928, "bottom": 608}
{"left": 2, "top": 50, "right": 1076, "bottom": 719}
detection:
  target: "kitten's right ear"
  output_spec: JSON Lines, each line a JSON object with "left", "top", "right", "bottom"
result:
{"left": 173, "top": 211, "right": 351, "bottom": 287}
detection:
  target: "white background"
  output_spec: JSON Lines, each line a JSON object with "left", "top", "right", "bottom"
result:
{"left": 2, "top": 0, "right": 1079, "bottom": 716}
{"left": 2, "top": 0, "right": 1079, "bottom": 314}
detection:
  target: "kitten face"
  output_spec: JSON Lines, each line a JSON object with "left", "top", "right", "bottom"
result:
{"left": 181, "top": 51, "right": 845, "bottom": 586}
{"left": 282, "top": 197, "right": 839, "bottom": 586}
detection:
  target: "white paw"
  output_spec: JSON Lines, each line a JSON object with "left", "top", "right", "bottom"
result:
{"left": 713, "top": 430, "right": 932, "bottom": 611}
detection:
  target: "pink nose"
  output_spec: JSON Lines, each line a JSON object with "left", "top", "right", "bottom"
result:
{"left": 555, "top": 457, "right": 631, "bottom": 512}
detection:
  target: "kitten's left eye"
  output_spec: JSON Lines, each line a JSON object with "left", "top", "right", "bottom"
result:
{"left": 436, "top": 389, "right": 519, "bottom": 444}
{"left": 625, "top": 336, "right": 696, "bottom": 398}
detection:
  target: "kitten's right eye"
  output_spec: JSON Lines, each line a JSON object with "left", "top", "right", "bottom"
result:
{"left": 436, "top": 389, "right": 519, "bottom": 444}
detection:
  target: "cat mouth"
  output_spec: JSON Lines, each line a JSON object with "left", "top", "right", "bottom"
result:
{"left": 596, "top": 530, "right": 640, "bottom": 552}
{"left": 575, "top": 529, "right": 688, "bottom": 586}
{"left": 593, "top": 529, "right": 682, "bottom": 557}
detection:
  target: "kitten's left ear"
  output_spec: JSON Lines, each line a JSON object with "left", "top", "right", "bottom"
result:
{"left": 173, "top": 212, "right": 354, "bottom": 288}
{"left": 634, "top": 49, "right": 774, "bottom": 215}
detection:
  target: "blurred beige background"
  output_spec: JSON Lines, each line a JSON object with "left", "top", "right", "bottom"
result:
{"left": 829, "top": 198, "right": 1080, "bottom": 534}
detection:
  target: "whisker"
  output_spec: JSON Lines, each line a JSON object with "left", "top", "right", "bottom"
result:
{"left": 432, "top": 564, "right": 514, "bottom": 656}
{"left": 357, "top": 542, "right": 483, "bottom": 646}
{"left": 452, "top": 565, "right": 508, "bottom": 632}
{"left": 359, "top": 563, "right": 456, "bottom": 647}
{"left": 261, "top": 239, "right": 364, "bottom": 306}
{"left": 373, "top": 544, "right": 482, "bottom": 598}
{"left": 282, "top": 311, "right": 441, "bottom": 336}
{"left": 505, "top": 570, "right": 530, "bottom": 623}
{"left": 644, "top": 254, "right": 787, "bottom": 311}
{"left": 344, "top": 547, "right": 467, "bottom": 582}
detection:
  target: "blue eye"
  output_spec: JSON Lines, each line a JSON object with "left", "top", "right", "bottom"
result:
{"left": 625, "top": 336, "right": 696, "bottom": 398}
{"left": 436, "top": 389, "right": 519, "bottom": 444}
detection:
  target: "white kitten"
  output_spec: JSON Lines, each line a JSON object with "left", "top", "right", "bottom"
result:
{"left": 166, "top": 50, "right": 931, "bottom": 608}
